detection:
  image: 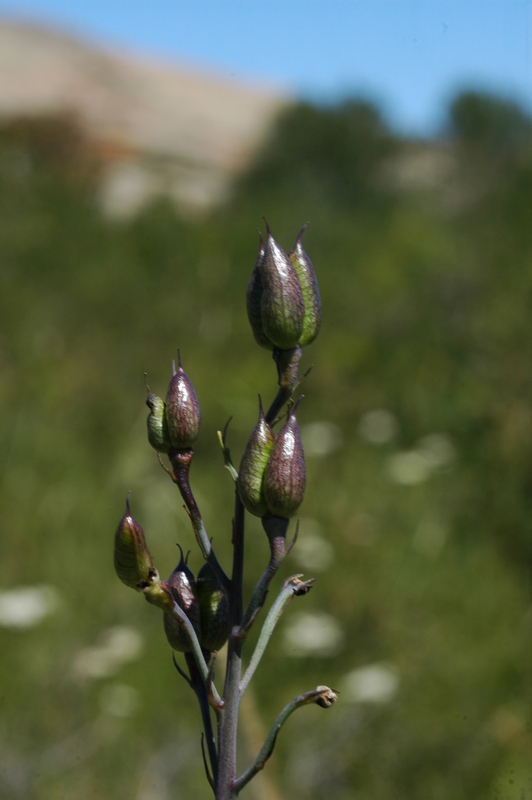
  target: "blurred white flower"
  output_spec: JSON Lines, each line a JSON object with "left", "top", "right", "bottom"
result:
{"left": 387, "top": 432, "right": 456, "bottom": 485}
{"left": 282, "top": 611, "right": 344, "bottom": 657}
{"left": 300, "top": 421, "right": 343, "bottom": 456}
{"left": 0, "top": 585, "right": 59, "bottom": 629}
{"left": 72, "top": 625, "right": 144, "bottom": 680}
{"left": 358, "top": 409, "right": 398, "bottom": 445}
{"left": 292, "top": 520, "right": 334, "bottom": 572}
{"left": 386, "top": 451, "right": 432, "bottom": 485}
{"left": 415, "top": 433, "right": 457, "bottom": 468}
{"left": 341, "top": 662, "right": 399, "bottom": 704}
{"left": 99, "top": 682, "right": 140, "bottom": 718}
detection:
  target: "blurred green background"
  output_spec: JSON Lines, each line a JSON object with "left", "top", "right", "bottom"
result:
{"left": 1, "top": 91, "right": 531, "bottom": 800}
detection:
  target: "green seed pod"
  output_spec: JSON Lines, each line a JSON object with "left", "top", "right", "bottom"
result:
{"left": 163, "top": 547, "right": 201, "bottom": 653}
{"left": 146, "top": 390, "right": 172, "bottom": 453}
{"left": 289, "top": 224, "right": 322, "bottom": 347}
{"left": 264, "top": 400, "right": 306, "bottom": 519}
{"left": 259, "top": 222, "right": 305, "bottom": 350}
{"left": 114, "top": 497, "right": 155, "bottom": 590}
{"left": 246, "top": 232, "right": 274, "bottom": 350}
{"left": 237, "top": 398, "right": 275, "bottom": 517}
{"left": 196, "top": 563, "right": 230, "bottom": 653}
{"left": 165, "top": 353, "right": 201, "bottom": 451}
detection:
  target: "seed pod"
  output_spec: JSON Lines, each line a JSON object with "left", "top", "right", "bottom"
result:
{"left": 289, "top": 224, "right": 322, "bottom": 347}
{"left": 246, "top": 232, "right": 273, "bottom": 350}
{"left": 196, "top": 563, "right": 230, "bottom": 653}
{"left": 163, "top": 547, "right": 201, "bottom": 653}
{"left": 237, "top": 398, "right": 275, "bottom": 517}
{"left": 263, "top": 401, "right": 306, "bottom": 518}
{"left": 165, "top": 353, "right": 201, "bottom": 450}
{"left": 259, "top": 223, "right": 305, "bottom": 350}
{"left": 146, "top": 390, "right": 172, "bottom": 453}
{"left": 114, "top": 497, "right": 155, "bottom": 590}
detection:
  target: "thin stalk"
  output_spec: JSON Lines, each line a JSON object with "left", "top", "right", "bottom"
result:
{"left": 215, "top": 491, "right": 245, "bottom": 800}
{"left": 169, "top": 449, "right": 231, "bottom": 592}
{"left": 187, "top": 652, "right": 218, "bottom": 787}
{"left": 233, "top": 686, "right": 338, "bottom": 794}
{"left": 241, "top": 516, "right": 289, "bottom": 630}
{"left": 144, "top": 583, "right": 223, "bottom": 708}
{"left": 240, "top": 575, "right": 315, "bottom": 696}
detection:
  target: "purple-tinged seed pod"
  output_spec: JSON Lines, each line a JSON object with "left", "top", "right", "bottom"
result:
{"left": 114, "top": 496, "right": 156, "bottom": 590}
{"left": 165, "top": 352, "right": 201, "bottom": 451}
{"left": 259, "top": 222, "right": 305, "bottom": 350}
{"left": 146, "top": 383, "right": 172, "bottom": 454}
{"left": 163, "top": 546, "right": 201, "bottom": 653}
{"left": 237, "top": 397, "right": 276, "bottom": 517}
{"left": 289, "top": 224, "right": 322, "bottom": 347}
{"left": 196, "top": 562, "right": 230, "bottom": 653}
{"left": 246, "top": 232, "right": 274, "bottom": 350}
{"left": 263, "top": 399, "right": 306, "bottom": 519}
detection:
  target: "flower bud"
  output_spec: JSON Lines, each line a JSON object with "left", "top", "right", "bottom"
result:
{"left": 263, "top": 401, "right": 306, "bottom": 518}
{"left": 114, "top": 497, "right": 155, "bottom": 590}
{"left": 196, "top": 563, "right": 230, "bottom": 653}
{"left": 165, "top": 353, "right": 201, "bottom": 450}
{"left": 146, "top": 391, "right": 172, "bottom": 453}
{"left": 237, "top": 398, "right": 275, "bottom": 517}
{"left": 246, "top": 232, "right": 273, "bottom": 350}
{"left": 259, "top": 223, "right": 305, "bottom": 350}
{"left": 163, "top": 546, "right": 201, "bottom": 653}
{"left": 289, "top": 224, "right": 322, "bottom": 347}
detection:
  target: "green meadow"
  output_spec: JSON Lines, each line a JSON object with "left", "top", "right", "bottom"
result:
{"left": 0, "top": 92, "right": 531, "bottom": 799}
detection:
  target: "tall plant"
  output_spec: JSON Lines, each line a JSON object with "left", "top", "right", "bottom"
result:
{"left": 114, "top": 222, "right": 337, "bottom": 798}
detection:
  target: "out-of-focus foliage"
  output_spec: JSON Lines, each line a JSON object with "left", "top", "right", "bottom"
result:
{"left": 0, "top": 90, "right": 531, "bottom": 800}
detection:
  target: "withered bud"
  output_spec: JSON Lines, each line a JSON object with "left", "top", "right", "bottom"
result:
{"left": 263, "top": 400, "right": 306, "bottom": 518}
{"left": 114, "top": 497, "right": 156, "bottom": 590}
{"left": 196, "top": 562, "right": 230, "bottom": 653}
{"left": 237, "top": 397, "right": 275, "bottom": 517}
{"left": 289, "top": 224, "right": 322, "bottom": 347}
{"left": 163, "top": 546, "right": 201, "bottom": 653}
{"left": 314, "top": 686, "right": 339, "bottom": 709}
{"left": 146, "top": 389, "right": 172, "bottom": 454}
{"left": 165, "top": 353, "right": 201, "bottom": 451}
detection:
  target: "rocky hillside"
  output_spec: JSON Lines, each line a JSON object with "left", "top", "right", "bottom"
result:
{"left": 0, "top": 18, "right": 286, "bottom": 213}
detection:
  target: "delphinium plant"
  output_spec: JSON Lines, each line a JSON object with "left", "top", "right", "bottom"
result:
{"left": 114, "top": 222, "right": 337, "bottom": 799}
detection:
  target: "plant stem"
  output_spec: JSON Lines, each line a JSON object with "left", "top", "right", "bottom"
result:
{"left": 240, "top": 575, "right": 314, "bottom": 696}
{"left": 169, "top": 449, "right": 231, "bottom": 592}
{"left": 233, "top": 686, "right": 338, "bottom": 794}
{"left": 215, "top": 491, "right": 245, "bottom": 799}
{"left": 241, "top": 516, "right": 289, "bottom": 630}
{"left": 186, "top": 652, "right": 218, "bottom": 787}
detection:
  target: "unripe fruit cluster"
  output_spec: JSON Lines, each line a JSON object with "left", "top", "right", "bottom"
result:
{"left": 146, "top": 353, "right": 201, "bottom": 454}
{"left": 163, "top": 549, "right": 230, "bottom": 654}
{"left": 247, "top": 223, "right": 321, "bottom": 352}
{"left": 237, "top": 400, "right": 306, "bottom": 520}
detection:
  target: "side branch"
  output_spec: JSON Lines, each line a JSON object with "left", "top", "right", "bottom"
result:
{"left": 241, "top": 515, "right": 290, "bottom": 631}
{"left": 233, "top": 686, "right": 338, "bottom": 794}
{"left": 240, "top": 575, "right": 315, "bottom": 696}
{"left": 168, "top": 449, "right": 231, "bottom": 592}
{"left": 143, "top": 582, "right": 223, "bottom": 709}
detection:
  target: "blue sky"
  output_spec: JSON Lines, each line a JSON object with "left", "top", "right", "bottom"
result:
{"left": 1, "top": 0, "right": 531, "bottom": 135}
